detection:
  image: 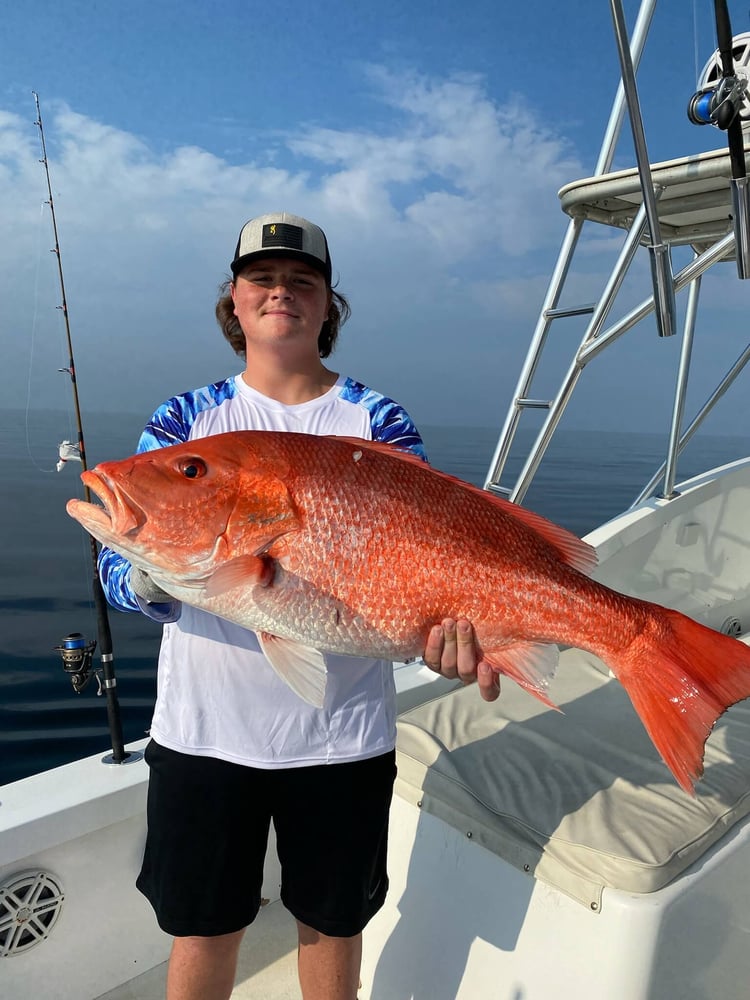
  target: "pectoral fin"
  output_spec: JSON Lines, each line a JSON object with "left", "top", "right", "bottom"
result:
{"left": 257, "top": 632, "right": 328, "bottom": 708}
{"left": 204, "top": 555, "right": 275, "bottom": 597}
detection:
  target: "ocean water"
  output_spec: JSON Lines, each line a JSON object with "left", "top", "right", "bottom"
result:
{"left": 1, "top": 407, "right": 746, "bottom": 787}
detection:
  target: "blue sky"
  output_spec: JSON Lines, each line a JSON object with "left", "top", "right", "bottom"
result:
{"left": 3, "top": 0, "right": 750, "bottom": 439}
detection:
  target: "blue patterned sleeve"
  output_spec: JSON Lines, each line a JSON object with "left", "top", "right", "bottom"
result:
{"left": 98, "top": 546, "right": 141, "bottom": 613}
{"left": 97, "top": 394, "right": 199, "bottom": 615}
{"left": 340, "top": 378, "right": 428, "bottom": 460}
{"left": 370, "top": 401, "right": 427, "bottom": 460}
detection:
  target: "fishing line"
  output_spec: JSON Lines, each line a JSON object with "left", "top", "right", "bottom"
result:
{"left": 24, "top": 202, "right": 75, "bottom": 474}
{"left": 20, "top": 196, "right": 100, "bottom": 666}
{"left": 693, "top": 0, "right": 703, "bottom": 87}
{"left": 24, "top": 199, "right": 96, "bottom": 632}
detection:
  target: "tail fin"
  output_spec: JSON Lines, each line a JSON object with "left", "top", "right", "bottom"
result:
{"left": 610, "top": 607, "right": 750, "bottom": 794}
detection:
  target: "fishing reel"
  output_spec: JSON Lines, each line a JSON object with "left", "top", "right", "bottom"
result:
{"left": 687, "top": 31, "right": 750, "bottom": 129}
{"left": 687, "top": 75, "right": 747, "bottom": 129}
{"left": 54, "top": 632, "right": 98, "bottom": 694}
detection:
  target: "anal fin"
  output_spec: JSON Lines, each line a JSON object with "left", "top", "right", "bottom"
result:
{"left": 483, "top": 641, "right": 561, "bottom": 710}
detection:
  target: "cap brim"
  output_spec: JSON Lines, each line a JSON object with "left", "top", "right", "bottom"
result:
{"left": 231, "top": 248, "right": 331, "bottom": 282}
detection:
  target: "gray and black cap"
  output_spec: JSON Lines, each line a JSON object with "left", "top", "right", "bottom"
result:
{"left": 231, "top": 212, "right": 332, "bottom": 284}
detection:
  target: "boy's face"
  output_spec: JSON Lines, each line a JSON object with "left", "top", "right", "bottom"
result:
{"left": 231, "top": 257, "right": 331, "bottom": 355}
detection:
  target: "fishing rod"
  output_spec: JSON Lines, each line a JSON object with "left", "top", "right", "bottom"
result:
{"left": 33, "top": 92, "right": 130, "bottom": 765}
{"left": 686, "top": 0, "right": 750, "bottom": 277}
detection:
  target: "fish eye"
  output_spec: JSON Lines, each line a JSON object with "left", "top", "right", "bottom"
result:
{"left": 179, "top": 458, "right": 207, "bottom": 479}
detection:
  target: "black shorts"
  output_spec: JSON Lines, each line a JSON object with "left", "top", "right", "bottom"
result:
{"left": 136, "top": 741, "right": 397, "bottom": 939}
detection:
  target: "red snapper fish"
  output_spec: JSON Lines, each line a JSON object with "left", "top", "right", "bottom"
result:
{"left": 66, "top": 430, "right": 750, "bottom": 793}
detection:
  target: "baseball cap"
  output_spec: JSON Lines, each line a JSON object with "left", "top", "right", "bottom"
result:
{"left": 230, "top": 212, "right": 332, "bottom": 283}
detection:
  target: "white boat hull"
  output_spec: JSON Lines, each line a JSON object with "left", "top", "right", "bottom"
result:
{"left": 360, "top": 784, "right": 750, "bottom": 1000}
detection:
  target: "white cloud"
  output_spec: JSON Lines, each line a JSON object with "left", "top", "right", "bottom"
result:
{"left": 2, "top": 69, "right": 586, "bottom": 425}
{"left": 7, "top": 68, "right": 743, "bottom": 435}
{"left": 290, "top": 68, "right": 583, "bottom": 259}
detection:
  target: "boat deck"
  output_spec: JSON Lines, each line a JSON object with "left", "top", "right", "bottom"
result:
{"left": 98, "top": 898, "right": 300, "bottom": 999}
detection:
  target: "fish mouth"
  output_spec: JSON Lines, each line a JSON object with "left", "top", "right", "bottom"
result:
{"left": 75, "top": 470, "right": 148, "bottom": 536}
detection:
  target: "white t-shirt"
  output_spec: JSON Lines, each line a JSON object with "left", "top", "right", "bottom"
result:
{"left": 99, "top": 373, "right": 426, "bottom": 768}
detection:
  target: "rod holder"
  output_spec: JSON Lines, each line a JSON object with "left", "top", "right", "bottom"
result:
{"left": 731, "top": 176, "right": 750, "bottom": 278}
{"left": 648, "top": 244, "right": 677, "bottom": 337}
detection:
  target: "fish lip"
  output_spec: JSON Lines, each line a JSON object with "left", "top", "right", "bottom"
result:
{"left": 81, "top": 470, "right": 147, "bottom": 536}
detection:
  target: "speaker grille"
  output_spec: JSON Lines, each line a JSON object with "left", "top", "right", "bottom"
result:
{"left": 0, "top": 871, "right": 65, "bottom": 957}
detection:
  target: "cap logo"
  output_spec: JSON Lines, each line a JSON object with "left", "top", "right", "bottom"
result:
{"left": 262, "top": 222, "right": 304, "bottom": 250}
